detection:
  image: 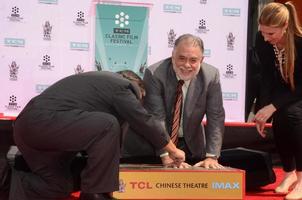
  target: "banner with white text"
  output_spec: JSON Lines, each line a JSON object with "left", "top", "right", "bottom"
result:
{"left": 95, "top": 4, "right": 148, "bottom": 76}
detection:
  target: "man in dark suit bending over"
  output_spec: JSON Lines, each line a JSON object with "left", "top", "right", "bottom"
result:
{"left": 10, "top": 70, "right": 185, "bottom": 200}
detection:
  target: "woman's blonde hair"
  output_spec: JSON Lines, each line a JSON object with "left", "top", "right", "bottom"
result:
{"left": 259, "top": 1, "right": 302, "bottom": 90}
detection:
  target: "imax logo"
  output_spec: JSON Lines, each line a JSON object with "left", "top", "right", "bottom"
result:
{"left": 70, "top": 42, "right": 89, "bottom": 51}
{"left": 39, "top": 0, "right": 58, "bottom": 4}
{"left": 223, "top": 92, "right": 238, "bottom": 101}
{"left": 223, "top": 8, "right": 241, "bottom": 17}
{"left": 163, "top": 4, "right": 182, "bottom": 13}
{"left": 4, "top": 38, "right": 25, "bottom": 47}
{"left": 212, "top": 182, "right": 240, "bottom": 189}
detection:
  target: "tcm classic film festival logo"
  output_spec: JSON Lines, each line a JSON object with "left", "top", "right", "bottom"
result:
{"left": 73, "top": 11, "right": 88, "bottom": 26}
{"left": 223, "top": 64, "right": 237, "bottom": 79}
{"left": 5, "top": 95, "right": 21, "bottom": 111}
{"left": 95, "top": 4, "right": 148, "bottom": 74}
{"left": 106, "top": 10, "right": 137, "bottom": 69}
{"left": 196, "top": 19, "right": 209, "bottom": 34}
{"left": 114, "top": 11, "right": 130, "bottom": 29}
{"left": 7, "top": 6, "right": 23, "bottom": 22}
{"left": 39, "top": 54, "right": 55, "bottom": 70}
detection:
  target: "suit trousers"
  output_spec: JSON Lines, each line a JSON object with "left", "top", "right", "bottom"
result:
{"left": 273, "top": 100, "right": 302, "bottom": 172}
{"left": 11, "top": 109, "right": 121, "bottom": 200}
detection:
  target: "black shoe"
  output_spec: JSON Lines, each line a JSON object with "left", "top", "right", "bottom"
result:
{"left": 79, "top": 192, "right": 113, "bottom": 200}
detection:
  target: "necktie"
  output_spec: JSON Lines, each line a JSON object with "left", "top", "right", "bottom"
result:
{"left": 171, "top": 80, "right": 184, "bottom": 145}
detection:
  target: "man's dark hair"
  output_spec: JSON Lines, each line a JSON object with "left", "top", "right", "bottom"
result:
{"left": 116, "top": 70, "right": 145, "bottom": 97}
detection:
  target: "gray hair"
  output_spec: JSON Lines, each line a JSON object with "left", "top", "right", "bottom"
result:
{"left": 174, "top": 34, "right": 204, "bottom": 53}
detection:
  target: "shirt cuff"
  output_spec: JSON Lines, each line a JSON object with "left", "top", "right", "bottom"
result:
{"left": 159, "top": 152, "right": 169, "bottom": 158}
{"left": 206, "top": 153, "right": 218, "bottom": 159}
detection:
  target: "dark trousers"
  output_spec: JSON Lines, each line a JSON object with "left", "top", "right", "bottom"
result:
{"left": 273, "top": 100, "right": 302, "bottom": 172}
{"left": 177, "top": 138, "right": 202, "bottom": 164}
{"left": 11, "top": 109, "right": 121, "bottom": 200}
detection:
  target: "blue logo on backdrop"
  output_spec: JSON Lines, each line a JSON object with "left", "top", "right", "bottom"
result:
{"left": 163, "top": 4, "right": 182, "bottom": 13}
{"left": 39, "top": 0, "right": 58, "bottom": 4}
{"left": 36, "top": 84, "right": 50, "bottom": 93}
{"left": 223, "top": 92, "right": 238, "bottom": 101}
{"left": 70, "top": 42, "right": 89, "bottom": 51}
{"left": 4, "top": 38, "right": 25, "bottom": 47}
{"left": 223, "top": 8, "right": 241, "bottom": 17}
{"left": 203, "top": 49, "right": 211, "bottom": 57}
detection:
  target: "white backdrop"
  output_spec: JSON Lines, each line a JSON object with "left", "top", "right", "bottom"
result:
{"left": 0, "top": 0, "right": 249, "bottom": 122}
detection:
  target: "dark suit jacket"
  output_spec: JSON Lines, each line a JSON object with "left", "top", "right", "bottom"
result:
{"left": 143, "top": 58, "right": 225, "bottom": 159}
{"left": 255, "top": 32, "right": 302, "bottom": 110}
{"left": 16, "top": 71, "right": 169, "bottom": 150}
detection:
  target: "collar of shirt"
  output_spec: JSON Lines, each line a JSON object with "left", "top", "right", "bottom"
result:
{"left": 176, "top": 77, "right": 191, "bottom": 89}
